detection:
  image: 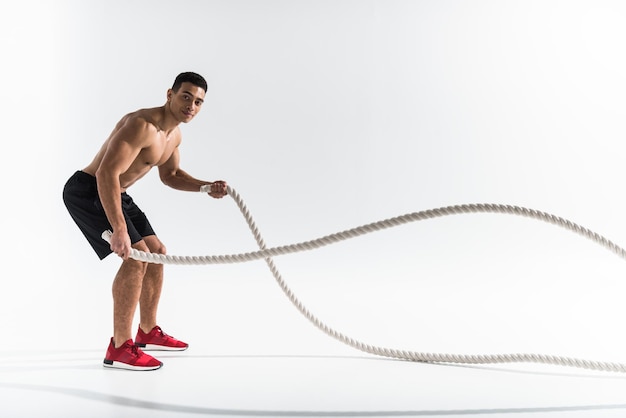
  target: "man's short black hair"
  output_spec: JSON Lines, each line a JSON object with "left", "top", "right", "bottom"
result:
{"left": 172, "top": 72, "right": 207, "bottom": 93}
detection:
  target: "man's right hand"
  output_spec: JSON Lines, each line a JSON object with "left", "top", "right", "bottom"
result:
{"left": 110, "top": 230, "right": 132, "bottom": 260}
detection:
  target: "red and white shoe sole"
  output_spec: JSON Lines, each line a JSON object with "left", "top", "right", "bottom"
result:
{"left": 136, "top": 343, "right": 189, "bottom": 352}
{"left": 103, "top": 359, "right": 163, "bottom": 371}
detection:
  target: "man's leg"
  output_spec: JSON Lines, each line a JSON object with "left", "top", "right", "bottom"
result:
{"left": 113, "top": 259, "right": 146, "bottom": 348}
{"left": 112, "top": 257, "right": 147, "bottom": 348}
{"left": 107, "top": 245, "right": 162, "bottom": 370}
{"left": 138, "top": 235, "right": 165, "bottom": 332}
{"left": 134, "top": 235, "right": 188, "bottom": 351}
{"left": 109, "top": 235, "right": 167, "bottom": 339}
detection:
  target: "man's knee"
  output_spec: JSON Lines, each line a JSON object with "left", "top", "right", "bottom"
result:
{"left": 143, "top": 236, "right": 166, "bottom": 255}
{"left": 120, "top": 256, "right": 149, "bottom": 276}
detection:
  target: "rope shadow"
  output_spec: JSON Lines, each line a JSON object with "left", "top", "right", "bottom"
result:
{"left": 2, "top": 382, "right": 626, "bottom": 417}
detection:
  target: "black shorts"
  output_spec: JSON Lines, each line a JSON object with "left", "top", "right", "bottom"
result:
{"left": 63, "top": 170, "right": 156, "bottom": 260}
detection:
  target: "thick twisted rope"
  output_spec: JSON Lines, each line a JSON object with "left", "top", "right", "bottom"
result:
{"left": 102, "top": 186, "right": 626, "bottom": 372}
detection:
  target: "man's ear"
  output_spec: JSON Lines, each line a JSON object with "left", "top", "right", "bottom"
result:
{"left": 166, "top": 88, "right": 173, "bottom": 101}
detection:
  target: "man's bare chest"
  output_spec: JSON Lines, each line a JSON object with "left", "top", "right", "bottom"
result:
{"left": 138, "top": 137, "right": 176, "bottom": 167}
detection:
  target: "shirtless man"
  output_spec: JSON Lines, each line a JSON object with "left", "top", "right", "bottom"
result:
{"left": 63, "top": 72, "right": 227, "bottom": 371}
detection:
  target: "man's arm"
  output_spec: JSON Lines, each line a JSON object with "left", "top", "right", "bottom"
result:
{"left": 95, "top": 118, "right": 151, "bottom": 258}
{"left": 158, "top": 147, "right": 227, "bottom": 198}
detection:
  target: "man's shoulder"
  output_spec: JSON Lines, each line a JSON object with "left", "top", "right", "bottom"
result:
{"left": 118, "top": 109, "right": 160, "bottom": 133}
{"left": 107, "top": 110, "right": 164, "bottom": 149}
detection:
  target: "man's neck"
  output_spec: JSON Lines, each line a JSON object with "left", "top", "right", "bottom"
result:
{"left": 153, "top": 105, "right": 180, "bottom": 134}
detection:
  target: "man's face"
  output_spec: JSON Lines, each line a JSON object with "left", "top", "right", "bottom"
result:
{"left": 168, "top": 82, "right": 206, "bottom": 123}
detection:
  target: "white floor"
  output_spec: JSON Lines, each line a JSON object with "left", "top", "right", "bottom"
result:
{"left": 3, "top": 347, "right": 626, "bottom": 417}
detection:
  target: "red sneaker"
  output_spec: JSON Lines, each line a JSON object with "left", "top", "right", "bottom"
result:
{"left": 103, "top": 338, "right": 162, "bottom": 371}
{"left": 135, "top": 325, "right": 189, "bottom": 351}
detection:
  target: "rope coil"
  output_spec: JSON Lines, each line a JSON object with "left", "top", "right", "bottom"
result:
{"left": 102, "top": 186, "right": 626, "bottom": 372}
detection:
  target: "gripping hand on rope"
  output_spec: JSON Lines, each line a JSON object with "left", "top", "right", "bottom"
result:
{"left": 200, "top": 180, "right": 228, "bottom": 199}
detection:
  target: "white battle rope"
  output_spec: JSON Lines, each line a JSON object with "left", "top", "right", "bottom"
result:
{"left": 102, "top": 186, "right": 626, "bottom": 372}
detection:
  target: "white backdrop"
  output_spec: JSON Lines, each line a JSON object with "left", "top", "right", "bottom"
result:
{"left": 2, "top": 0, "right": 626, "bottom": 367}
